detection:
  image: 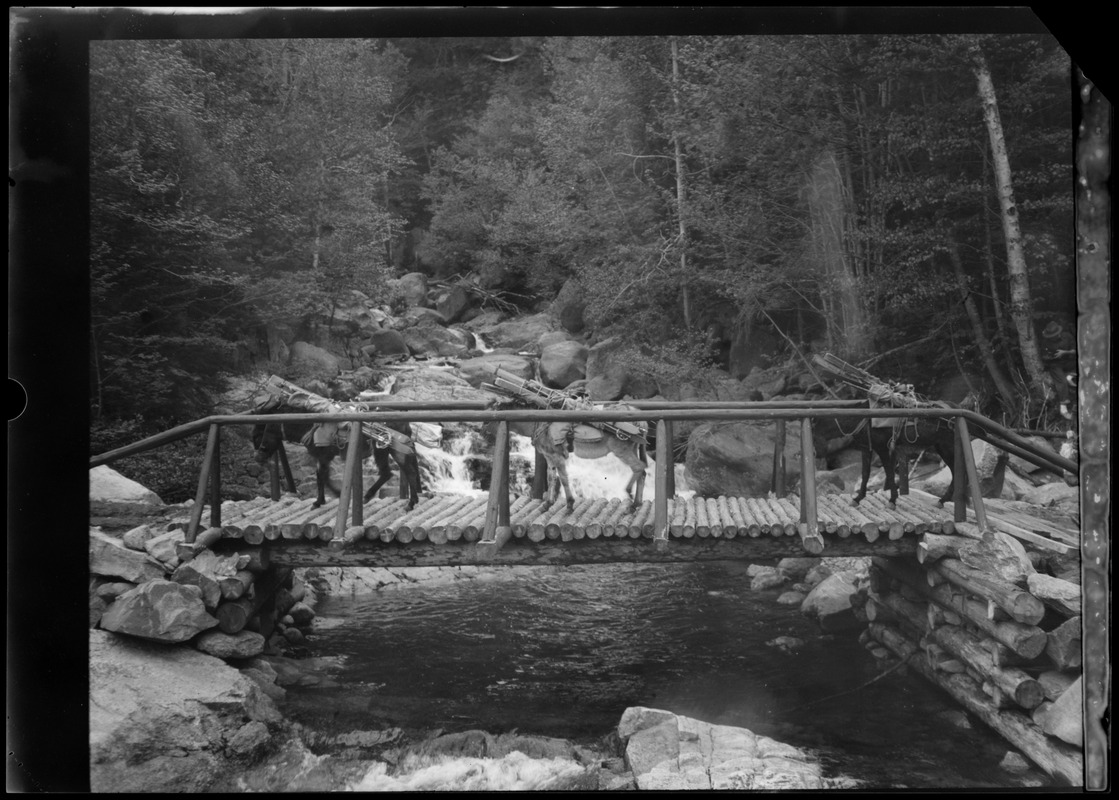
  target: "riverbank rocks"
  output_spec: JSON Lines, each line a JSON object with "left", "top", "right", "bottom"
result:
{"left": 90, "top": 465, "right": 165, "bottom": 505}
{"left": 98, "top": 579, "right": 220, "bottom": 642}
{"left": 90, "top": 628, "right": 288, "bottom": 793}
{"left": 617, "top": 706, "right": 845, "bottom": 790}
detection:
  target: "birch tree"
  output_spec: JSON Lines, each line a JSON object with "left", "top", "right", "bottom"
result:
{"left": 968, "top": 40, "right": 1054, "bottom": 401}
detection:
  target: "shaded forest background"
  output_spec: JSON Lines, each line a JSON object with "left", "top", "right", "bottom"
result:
{"left": 88, "top": 33, "right": 1077, "bottom": 445}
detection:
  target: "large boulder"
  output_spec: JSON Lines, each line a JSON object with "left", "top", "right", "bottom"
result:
{"left": 684, "top": 422, "right": 801, "bottom": 498}
{"left": 483, "top": 313, "right": 558, "bottom": 351}
{"left": 456, "top": 354, "right": 535, "bottom": 389}
{"left": 90, "top": 465, "right": 164, "bottom": 505}
{"left": 89, "top": 629, "right": 286, "bottom": 793}
{"left": 401, "top": 323, "right": 472, "bottom": 359}
{"left": 362, "top": 328, "right": 410, "bottom": 362}
{"left": 90, "top": 529, "right": 168, "bottom": 584}
{"left": 433, "top": 284, "right": 472, "bottom": 324}
{"left": 585, "top": 337, "right": 658, "bottom": 401}
{"left": 617, "top": 707, "right": 836, "bottom": 790}
{"left": 549, "top": 277, "right": 586, "bottom": 334}
{"left": 195, "top": 630, "right": 267, "bottom": 660}
{"left": 391, "top": 366, "right": 492, "bottom": 404}
{"left": 389, "top": 272, "right": 430, "bottom": 308}
{"left": 98, "top": 579, "right": 219, "bottom": 643}
{"left": 539, "top": 340, "right": 588, "bottom": 389}
{"left": 800, "top": 573, "right": 861, "bottom": 633}
{"left": 288, "top": 341, "right": 341, "bottom": 376}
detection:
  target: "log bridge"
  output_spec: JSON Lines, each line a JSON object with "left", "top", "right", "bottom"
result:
{"left": 91, "top": 399, "right": 1090, "bottom": 786}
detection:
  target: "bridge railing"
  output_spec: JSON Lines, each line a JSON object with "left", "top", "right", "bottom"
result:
{"left": 91, "top": 400, "right": 1078, "bottom": 548}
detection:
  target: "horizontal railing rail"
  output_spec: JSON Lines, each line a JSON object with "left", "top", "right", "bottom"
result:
{"left": 90, "top": 403, "right": 1076, "bottom": 476}
{"left": 88, "top": 401, "right": 1078, "bottom": 549}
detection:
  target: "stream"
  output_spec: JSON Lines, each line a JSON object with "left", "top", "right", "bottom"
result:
{"left": 276, "top": 427, "right": 1054, "bottom": 789}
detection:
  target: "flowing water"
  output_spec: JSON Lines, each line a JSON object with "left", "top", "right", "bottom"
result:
{"left": 283, "top": 429, "right": 1053, "bottom": 790}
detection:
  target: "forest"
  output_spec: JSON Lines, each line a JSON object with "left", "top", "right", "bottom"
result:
{"left": 88, "top": 33, "right": 1077, "bottom": 442}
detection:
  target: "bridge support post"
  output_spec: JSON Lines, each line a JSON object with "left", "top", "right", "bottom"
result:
{"left": 209, "top": 424, "right": 222, "bottom": 530}
{"left": 798, "top": 418, "right": 823, "bottom": 554}
{"left": 952, "top": 421, "right": 968, "bottom": 522}
{"left": 773, "top": 419, "right": 787, "bottom": 496}
{"left": 955, "top": 417, "right": 988, "bottom": 532}
{"left": 654, "top": 419, "right": 671, "bottom": 543}
{"left": 335, "top": 421, "right": 365, "bottom": 540}
{"left": 187, "top": 423, "right": 221, "bottom": 544}
{"left": 481, "top": 420, "right": 511, "bottom": 546}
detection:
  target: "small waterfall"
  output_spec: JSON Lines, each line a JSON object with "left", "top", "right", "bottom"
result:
{"left": 474, "top": 332, "right": 495, "bottom": 353}
{"left": 414, "top": 423, "right": 489, "bottom": 497}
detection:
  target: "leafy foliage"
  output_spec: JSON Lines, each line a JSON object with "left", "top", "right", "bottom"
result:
{"left": 91, "top": 34, "right": 1075, "bottom": 440}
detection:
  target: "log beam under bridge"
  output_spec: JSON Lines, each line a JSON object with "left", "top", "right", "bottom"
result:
{"left": 174, "top": 491, "right": 957, "bottom": 567}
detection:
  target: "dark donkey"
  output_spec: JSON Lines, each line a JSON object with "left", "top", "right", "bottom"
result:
{"left": 813, "top": 414, "right": 966, "bottom": 507}
{"left": 252, "top": 413, "right": 422, "bottom": 510}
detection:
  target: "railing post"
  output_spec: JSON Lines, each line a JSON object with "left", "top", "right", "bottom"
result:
{"left": 335, "top": 421, "right": 365, "bottom": 539}
{"left": 663, "top": 419, "right": 675, "bottom": 498}
{"left": 532, "top": 450, "right": 548, "bottom": 500}
{"left": 482, "top": 420, "right": 511, "bottom": 542}
{"left": 654, "top": 419, "right": 670, "bottom": 542}
{"left": 209, "top": 424, "right": 222, "bottom": 529}
{"left": 798, "top": 417, "right": 823, "bottom": 553}
{"left": 955, "top": 416, "right": 988, "bottom": 531}
{"left": 186, "top": 423, "right": 220, "bottom": 544}
{"left": 350, "top": 431, "right": 365, "bottom": 528}
{"left": 772, "top": 419, "right": 787, "bottom": 496}
{"left": 953, "top": 419, "right": 968, "bottom": 522}
{"left": 269, "top": 451, "right": 281, "bottom": 501}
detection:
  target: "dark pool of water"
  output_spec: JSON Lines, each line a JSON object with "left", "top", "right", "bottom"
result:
{"left": 286, "top": 562, "right": 1053, "bottom": 789}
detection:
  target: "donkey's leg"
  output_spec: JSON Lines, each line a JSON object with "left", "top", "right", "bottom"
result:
{"left": 618, "top": 444, "right": 647, "bottom": 511}
{"left": 853, "top": 448, "right": 871, "bottom": 505}
{"left": 388, "top": 450, "right": 421, "bottom": 510}
{"left": 551, "top": 455, "right": 575, "bottom": 511}
{"left": 873, "top": 441, "right": 898, "bottom": 507}
{"left": 364, "top": 448, "right": 393, "bottom": 503}
{"left": 313, "top": 457, "right": 331, "bottom": 508}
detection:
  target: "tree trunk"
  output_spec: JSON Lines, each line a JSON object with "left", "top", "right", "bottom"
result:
{"left": 670, "top": 37, "right": 692, "bottom": 331}
{"left": 971, "top": 45, "right": 1053, "bottom": 401}
{"left": 946, "top": 233, "right": 1017, "bottom": 409}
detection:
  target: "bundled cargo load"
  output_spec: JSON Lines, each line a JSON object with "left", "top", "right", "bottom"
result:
{"left": 256, "top": 374, "right": 414, "bottom": 455}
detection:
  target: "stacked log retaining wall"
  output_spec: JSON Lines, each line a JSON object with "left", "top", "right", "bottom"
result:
{"left": 861, "top": 527, "right": 1083, "bottom": 786}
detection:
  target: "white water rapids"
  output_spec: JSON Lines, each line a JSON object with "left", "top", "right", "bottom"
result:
{"left": 411, "top": 422, "right": 693, "bottom": 503}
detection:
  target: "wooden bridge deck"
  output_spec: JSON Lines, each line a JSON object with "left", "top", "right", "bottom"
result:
{"left": 172, "top": 491, "right": 972, "bottom": 567}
